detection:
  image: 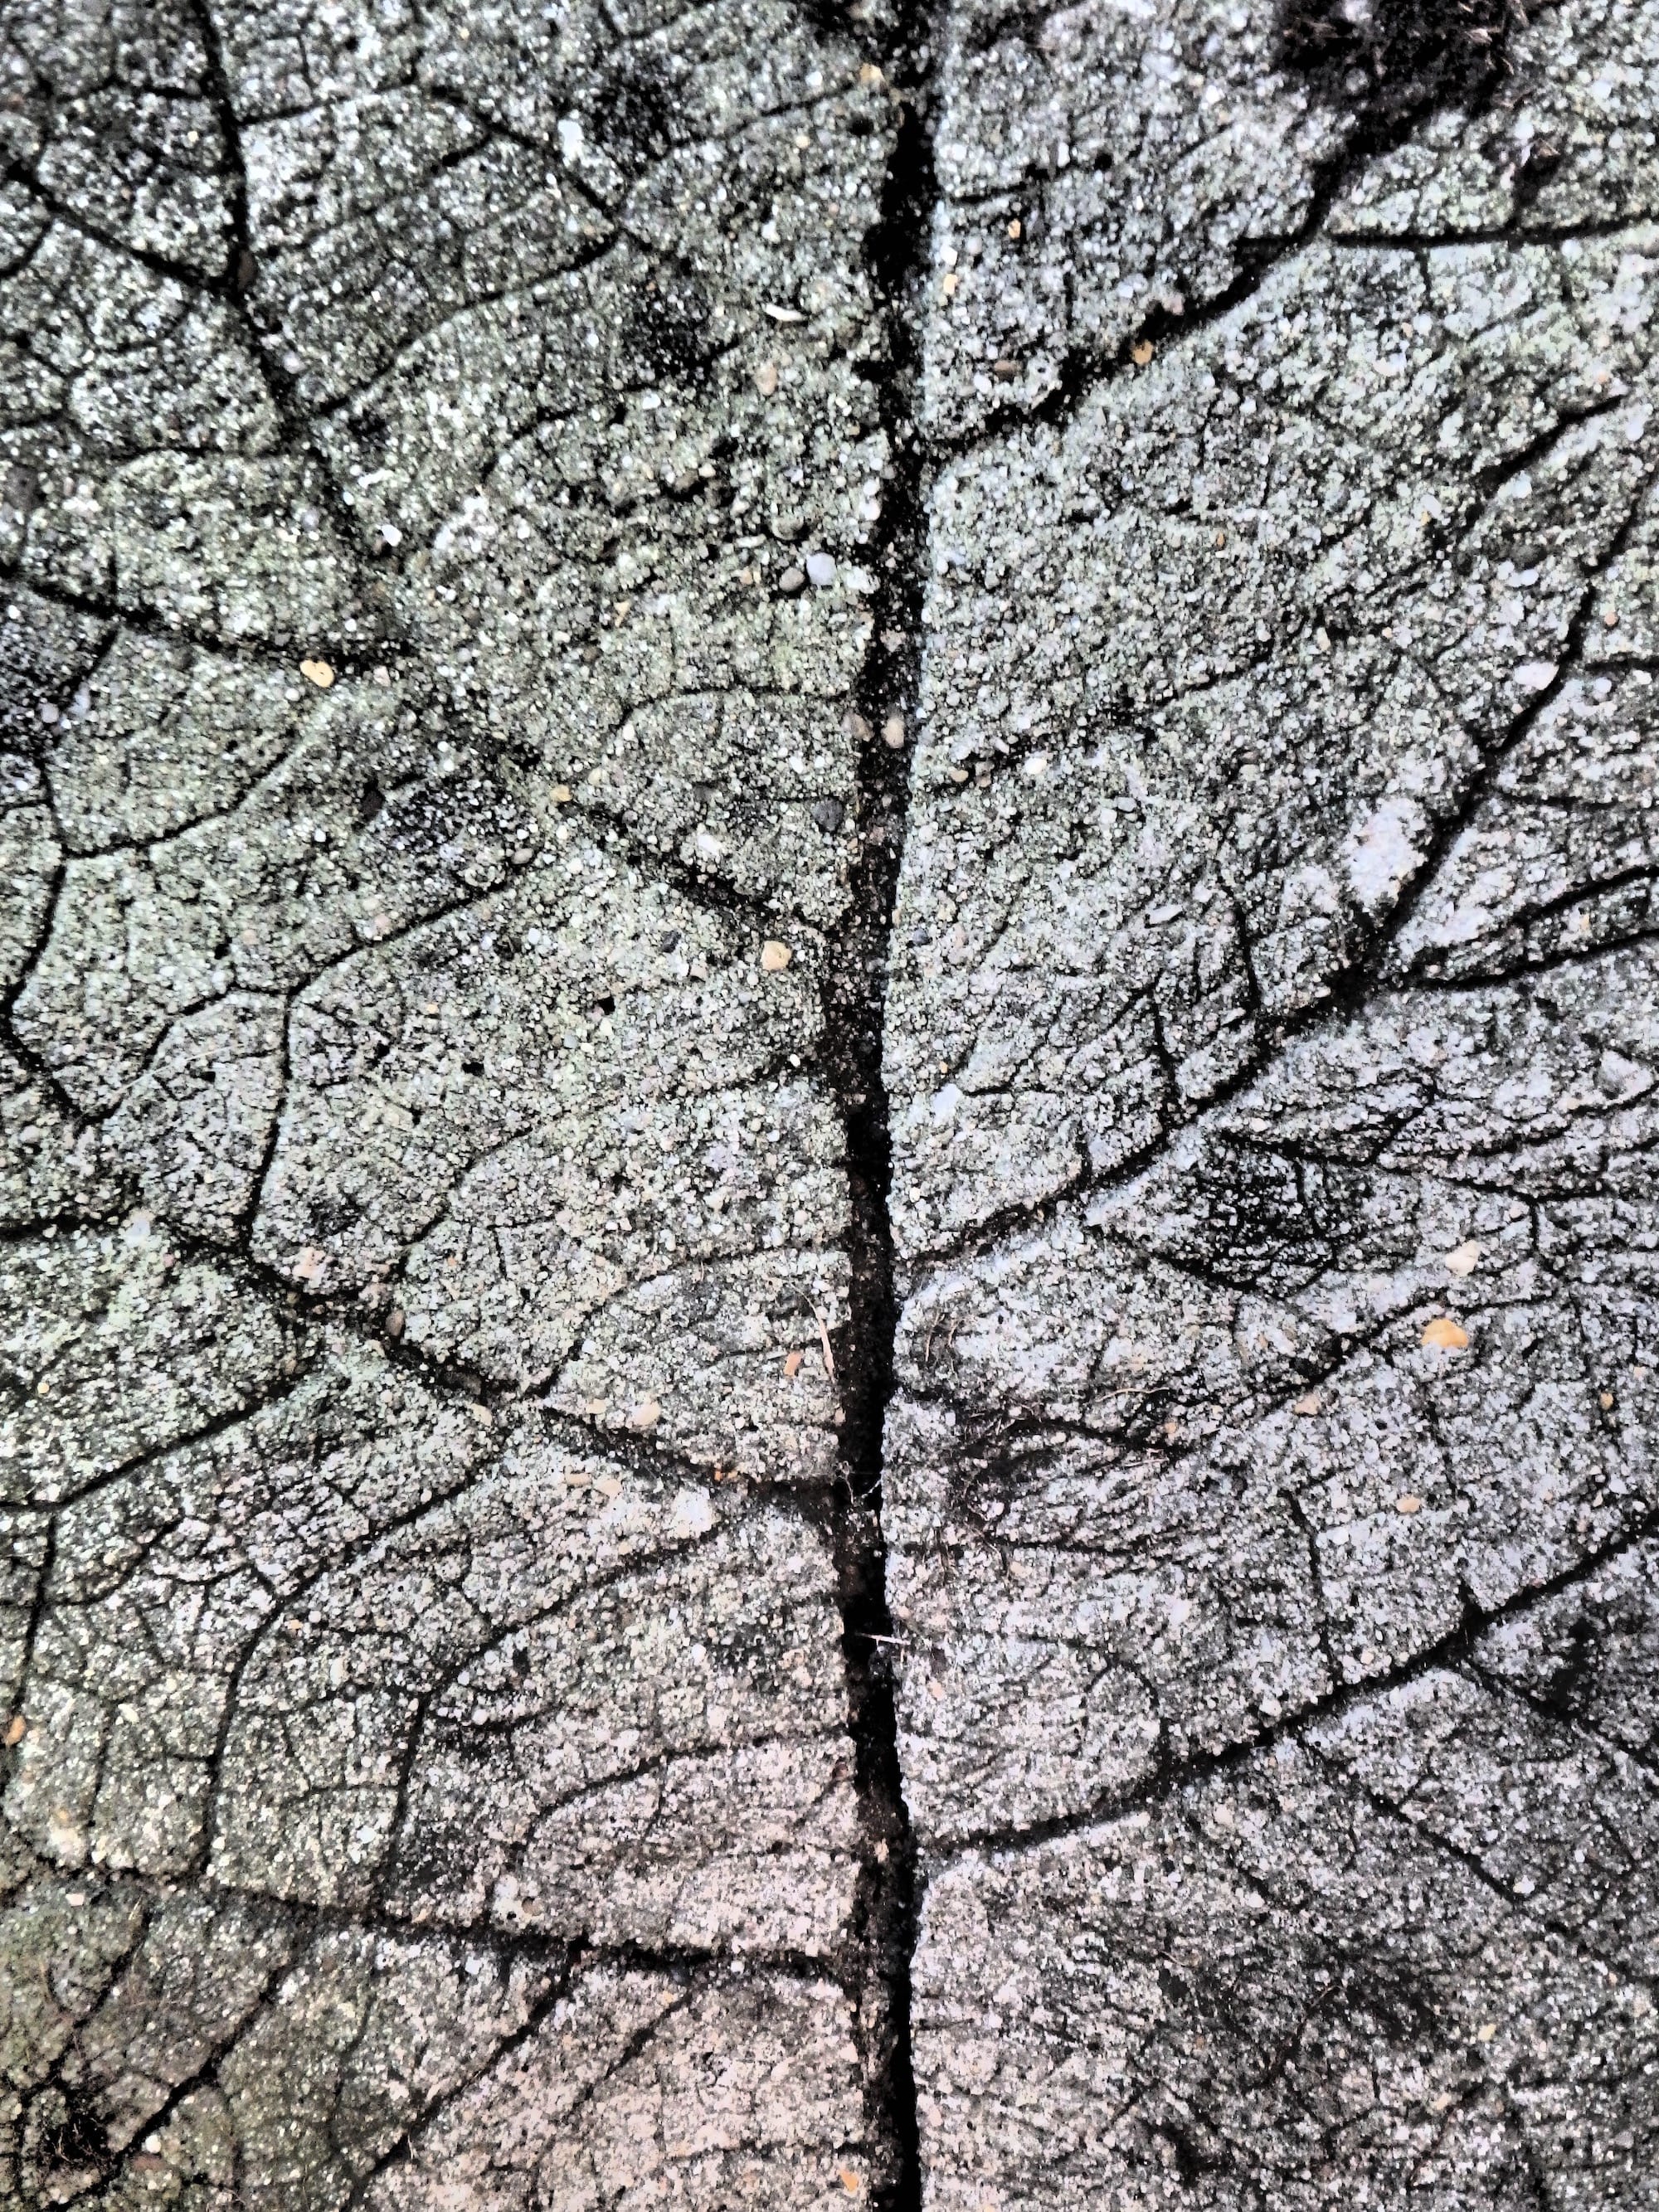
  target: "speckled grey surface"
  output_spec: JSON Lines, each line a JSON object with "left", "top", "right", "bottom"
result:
{"left": 2, "top": 0, "right": 1656, "bottom": 2204}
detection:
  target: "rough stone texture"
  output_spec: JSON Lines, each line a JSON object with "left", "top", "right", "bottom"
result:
{"left": 2, "top": 0, "right": 899, "bottom": 2198}
{"left": 888, "top": 0, "right": 1659, "bottom": 2203}
{"left": 3, "top": 0, "right": 1657, "bottom": 2205}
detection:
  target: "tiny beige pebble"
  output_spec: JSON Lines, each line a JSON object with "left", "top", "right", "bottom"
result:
{"left": 883, "top": 712, "right": 906, "bottom": 749}
{"left": 761, "top": 940, "right": 793, "bottom": 971}
{"left": 779, "top": 566, "right": 806, "bottom": 595}
{"left": 754, "top": 359, "right": 778, "bottom": 395}
{"left": 299, "top": 658, "right": 334, "bottom": 688}
{"left": 1421, "top": 1316, "right": 1470, "bottom": 1349}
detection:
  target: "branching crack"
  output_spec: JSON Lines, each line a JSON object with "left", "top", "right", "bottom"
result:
{"left": 812, "top": 3, "right": 940, "bottom": 2200}
{"left": 936, "top": 0, "right": 1544, "bottom": 457}
{"left": 930, "top": 1502, "right": 1659, "bottom": 1866}
{"left": 12, "top": 0, "right": 1656, "bottom": 2197}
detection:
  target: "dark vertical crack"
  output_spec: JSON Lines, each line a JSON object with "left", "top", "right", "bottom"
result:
{"left": 7, "top": 1518, "right": 56, "bottom": 1719}
{"left": 818, "top": 3, "right": 939, "bottom": 2204}
{"left": 182, "top": 0, "right": 373, "bottom": 559}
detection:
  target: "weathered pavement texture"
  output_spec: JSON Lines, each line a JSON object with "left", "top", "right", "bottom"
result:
{"left": 1, "top": 0, "right": 1656, "bottom": 2203}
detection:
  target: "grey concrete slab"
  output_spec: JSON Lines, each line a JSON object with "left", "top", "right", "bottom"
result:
{"left": 2, "top": 0, "right": 1656, "bottom": 2203}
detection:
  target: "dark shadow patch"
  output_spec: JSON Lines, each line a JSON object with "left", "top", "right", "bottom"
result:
{"left": 4, "top": 461, "right": 41, "bottom": 520}
{"left": 623, "top": 267, "right": 715, "bottom": 388}
{"left": 30, "top": 2077, "right": 113, "bottom": 2185}
{"left": 346, "top": 408, "right": 390, "bottom": 456}
{"left": 591, "top": 61, "right": 676, "bottom": 177}
{"left": 790, "top": 0, "right": 864, "bottom": 48}
{"left": 1152, "top": 2116, "right": 1231, "bottom": 2185}
{"left": 1129, "top": 1135, "right": 1362, "bottom": 1298}
{"left": 1277, "top": 0, "right": 1522, "bottom": 127}
{"left": 309, "top": 1193, "right": 363, "bottom": 1237}
{"left": 374, "top": 1728, "right": 504, "bottom": 1900}
{"left": 0, "top": 592, "right": 108, "bottom": 758}
{"left": 1537, "top": 1606, "right": 1601, "bottom": 1719}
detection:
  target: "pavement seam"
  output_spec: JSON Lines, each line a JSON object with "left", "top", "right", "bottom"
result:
{"left": 814, "top": 2, "right": 944, "bottom": 2199}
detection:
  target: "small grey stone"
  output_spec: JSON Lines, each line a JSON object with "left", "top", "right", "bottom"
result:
{"left": 805, "top": 551, "right": 837, "bottom": 588}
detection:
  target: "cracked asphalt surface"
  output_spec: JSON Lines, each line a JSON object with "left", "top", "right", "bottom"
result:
{"left": 2, "top": 0, "right": 1656, "bottom": 2203}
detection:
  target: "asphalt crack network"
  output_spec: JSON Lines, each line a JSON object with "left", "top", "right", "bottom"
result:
{"left": 10, "top": 0, "right": 1656, "bottom": 2196}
